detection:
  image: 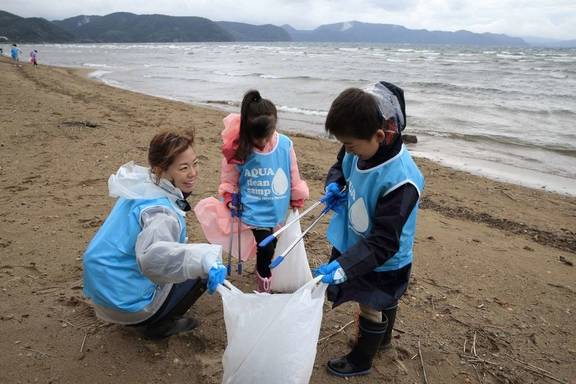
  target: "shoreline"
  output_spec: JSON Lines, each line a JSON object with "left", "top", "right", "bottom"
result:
{"left": 80, "top": 66, "right": 576, "bottom": 198}
{"left": 1, "top": 57, "right": 574, "bottom": 384}
{"left": 5, "top": 55, "right": 576, "bottom": 265}
{"left": 10, "top": 42, "right": 576, "bottom": 195}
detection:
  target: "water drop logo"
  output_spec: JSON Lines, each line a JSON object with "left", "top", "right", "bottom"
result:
{"left": 271, "top": 168, "right": 288, "bottom": 196}
{"left": 349, "top": 198, "right": 369, "bottom": 234}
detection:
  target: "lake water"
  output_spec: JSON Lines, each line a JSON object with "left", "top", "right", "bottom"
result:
{"left": 13, "top": 42, "right": 576, "bottom": 195}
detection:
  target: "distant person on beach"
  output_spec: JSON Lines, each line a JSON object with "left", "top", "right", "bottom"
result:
{"left": 202, "top": 89, "right": 309, "bottom": 292}
{"left": 82, "top": 130, "right": 227, "bottom": 339}
{"left": 315, "top": 82, "right": 424, "bottom": 377}
{"left": 30, "top": 49, "right": 38, "bottom": 66}
{"left": 10, "top": 44, "right": 21, "bottom": 63}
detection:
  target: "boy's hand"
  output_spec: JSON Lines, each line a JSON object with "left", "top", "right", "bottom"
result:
{"left": 207, "top": 262, "right": 227, "bottom": 294}
{"left": 321, "top": 182, "right": 347, "bottom": 214}
{"left": 313, "top": 260, "right": 347, "bottom": 285}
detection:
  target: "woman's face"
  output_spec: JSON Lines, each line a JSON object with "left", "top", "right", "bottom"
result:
{"left": 162, "top": 146, "right": 199, "bottom": 194}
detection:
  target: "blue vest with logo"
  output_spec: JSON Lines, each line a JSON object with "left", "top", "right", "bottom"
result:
{"left": 83, "top": 197, "right": 186, "bottom": 312}
{"left": 327, "top": 146, "right": 424, "bottom": 272}
{"left": 238, "top": 134, "right": 292, "bottom": 227}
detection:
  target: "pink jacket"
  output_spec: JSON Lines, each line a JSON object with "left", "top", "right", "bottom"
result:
{"left": 218, "top": 113, "right": 309, "bottom": 208}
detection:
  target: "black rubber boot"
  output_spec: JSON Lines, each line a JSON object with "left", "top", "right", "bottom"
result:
{"left": 380, "top": 305, "right": 398, "bottom": 350}
{"left": 327, "top": 316, "right": 387, "bottom": 377}
{"left": 141, "top": 317, "right": 199, "bottom": 339}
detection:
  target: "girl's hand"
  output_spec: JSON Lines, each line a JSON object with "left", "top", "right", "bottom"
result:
{"left": 224, "top": 192, "right": 234, "bottom": 210}
{"left": 225, "top": 192, "right": 241, "bottom": 216}
{"left": 290, "top": 199, "right": 304, "bottom": 208}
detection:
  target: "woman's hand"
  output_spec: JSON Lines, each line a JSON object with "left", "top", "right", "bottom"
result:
{"left": 207, "top": 262, "right": 228, "bottom": 294}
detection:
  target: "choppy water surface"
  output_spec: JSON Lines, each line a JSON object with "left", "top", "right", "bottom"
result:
{"left": 18, "top": 42, "right": 576, "bottom": 195}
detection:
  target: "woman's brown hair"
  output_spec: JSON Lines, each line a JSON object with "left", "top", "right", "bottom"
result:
{"left": 148, "top": 129, "right": 195, "bottom": 182}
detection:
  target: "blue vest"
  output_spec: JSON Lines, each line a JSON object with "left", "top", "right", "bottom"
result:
{"left": 327, "top": 146, "right": 424, "bottom": 272}
{"left": 83, "top": 197, "right": 186, "bottom": 312}
{"left": 238, "top": 134, "right": 292, "bottom": 227}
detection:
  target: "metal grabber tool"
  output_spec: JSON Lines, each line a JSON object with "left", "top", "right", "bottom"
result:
{"left": 269, "top": 205, "right": 331, "bottom": 269}
{"left": 266, "top": 186, "right": 347, "bottom": 269}
{"left": 226, "top": 194, "right": 236, "bottom": 275}
{"left": 258, "top": 200, "right": 323, "bottom": 248}
{"left": 234, "top": 192, "right": 243, "bottom": 274}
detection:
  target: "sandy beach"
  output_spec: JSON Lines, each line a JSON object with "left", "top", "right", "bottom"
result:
{"left": 0, "top": 57, "right": 575, "bottom": 384}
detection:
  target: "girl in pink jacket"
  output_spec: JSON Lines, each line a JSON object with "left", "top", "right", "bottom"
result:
{"left": 219, "top": 90, "right": 309, "bottom": 292}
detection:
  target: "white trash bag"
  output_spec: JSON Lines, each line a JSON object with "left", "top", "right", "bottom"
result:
{"left": 271, "top": 209, "right": 313, "bottom": 293}
{"left": 217, "top": 277, "right": 327, "bottom": 384}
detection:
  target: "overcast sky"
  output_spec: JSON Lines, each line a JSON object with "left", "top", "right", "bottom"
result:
{"left": 2, "top": 0, "right": 575, "bottom": 40}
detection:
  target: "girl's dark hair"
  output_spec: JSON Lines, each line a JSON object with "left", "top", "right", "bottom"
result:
{"left": 148, "top": 129, "right": 195, "bottom": 182}
{"left": 234, "top": 90, "right": 277, "bottom": 162}
{"left": 325, "top": 88, "right": 384, "bottom": 140}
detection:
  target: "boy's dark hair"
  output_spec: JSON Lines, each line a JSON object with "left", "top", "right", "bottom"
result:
{"left": 325, "top": 88, "right": 384, "bottom": 140}
{"left": 235, "top": 90, "right": 277, "bottom": 162}
{"left": 326, "top": 82, "right": 407, "bottom": 140}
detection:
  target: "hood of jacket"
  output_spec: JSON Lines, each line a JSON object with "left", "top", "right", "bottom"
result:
{"left": 221, "top": 113, "right": 243, "bottom": 165}
{"left": 107, "top": 161, "right": 186, "bottom": 215}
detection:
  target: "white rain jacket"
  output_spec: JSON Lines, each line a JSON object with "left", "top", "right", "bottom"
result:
{"left": 84, "top": 162, "right": 222, "bottom": 324}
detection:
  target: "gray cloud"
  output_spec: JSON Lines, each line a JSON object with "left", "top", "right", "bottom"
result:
{"left": 1, "top": 0, "right": 574, "bottom": 39}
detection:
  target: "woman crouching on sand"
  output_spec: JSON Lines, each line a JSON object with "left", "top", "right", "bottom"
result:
{"left": 82, "top": 130, "right": 227, "bottom": 339}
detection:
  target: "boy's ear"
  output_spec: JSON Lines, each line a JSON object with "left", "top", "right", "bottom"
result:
{"left": 375, "top": 129, "right": 386, "bottom": 143}
{"left": 383, "top": 119, "right": 399, "bottom": 145}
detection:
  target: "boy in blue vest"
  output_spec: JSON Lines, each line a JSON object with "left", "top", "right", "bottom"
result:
{"left": 315, "top": 81, "right": 424, "bottom": 377}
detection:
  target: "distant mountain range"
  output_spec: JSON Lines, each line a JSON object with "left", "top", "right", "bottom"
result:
{"left": 0, "top": 10, "right": 75, "bottom": 42}
{"left": 284, "top": 21, "right": 526, "bottom": 46}
{"left": 52, "top": 13, "right": 235, "bottom": 42}
{"left": 1, "top": 10, "right": 574, "bottom": 47}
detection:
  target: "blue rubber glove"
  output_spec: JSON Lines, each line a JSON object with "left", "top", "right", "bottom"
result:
{"left": 320, "top": 182, "right": 347, "bottom": 215}
{"left": 313, "top": 260, "right": 347, "bottom": 285}
{"left": 207, "top": 262, "right": 227, "bottom": 294}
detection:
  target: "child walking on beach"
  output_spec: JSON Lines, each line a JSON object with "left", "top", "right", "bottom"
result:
{"left": 10, "top": 44, "right": 21, "bottom": 64}
{"left": 83, "top": 130, "right": 227, "bottom": 339}
{"left": 30, "top": 49, "right": 38, "bottom": 66}
{"left": 315, "top": 82, "right": 424, "bottom": 377}
{"left": 218, "top": 90, "right": 309, "bottom": 292}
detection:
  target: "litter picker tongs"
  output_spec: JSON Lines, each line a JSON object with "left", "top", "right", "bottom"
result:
{"left": 261, "top": 186, "right": 346, "bottom": 269}
{"left": 258, "top": 200, "right": 323, "bottom": 248}
{"left": 227, "top": 192, "right": 243, "bottom": 275}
